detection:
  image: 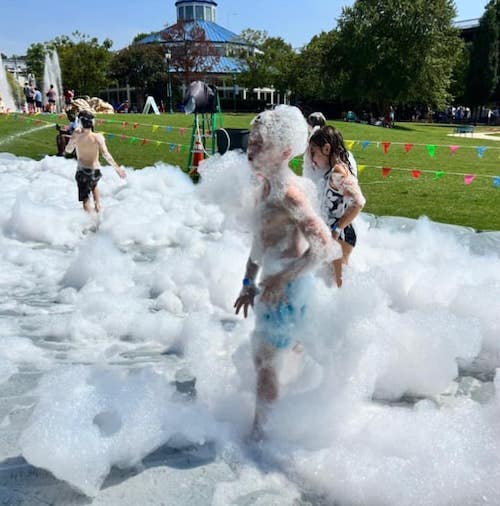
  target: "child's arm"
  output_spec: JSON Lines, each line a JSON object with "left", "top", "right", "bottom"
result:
{"left": 64, "top": 133, "right": 77, "bottom": 155}
{"left": 97, "top": 133, "right": 126, "bottom": 178}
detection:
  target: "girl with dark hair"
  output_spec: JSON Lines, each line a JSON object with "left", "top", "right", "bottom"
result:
{"left": 308, "top": 125, "right": 366, "bottom": 287}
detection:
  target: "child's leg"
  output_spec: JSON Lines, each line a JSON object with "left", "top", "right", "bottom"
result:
{"left": 332, "top": 241, "right": 354, "bottom": 287}
{"left": 92, "top": 186, "right": 101, "bottom": 213}
{"left": 82, "top": 197, "right": 92, "bottom": 213}
{"left": 252, "top": 338, "right": 278, "bottom": 440}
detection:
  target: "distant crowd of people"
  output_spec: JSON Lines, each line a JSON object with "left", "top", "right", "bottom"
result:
{"left": 22, "top": 83, "right": 74, "bottom": 114}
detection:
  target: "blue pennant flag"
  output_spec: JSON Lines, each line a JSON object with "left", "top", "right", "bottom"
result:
{"left": 362, "top": 141, "right": 372, "bottom": 150}
{"left": 493, "top": 176, "right": 500, "bottom": 188}
{"left": 108, "top": 133, "right": 115, "bottom": 141}
{"left": 166, "top": 126, "right": 174, "bottom": 133}
{"left": 169, "top": 143, "right": 175, "bottom": 152}
{"left": 477, "top": 146, "right": 488, "bottom": 158}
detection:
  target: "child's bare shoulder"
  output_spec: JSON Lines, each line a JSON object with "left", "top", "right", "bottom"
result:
{"left": 285, "top": 182, "right": 307, "bottom": 206}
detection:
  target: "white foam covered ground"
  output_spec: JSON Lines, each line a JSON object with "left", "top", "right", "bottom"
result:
{"left": 0, "top": 151, "right": 499, "bottom": 504}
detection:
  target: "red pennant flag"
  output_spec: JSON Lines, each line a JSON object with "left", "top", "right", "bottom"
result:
{"left": 180, "top": 128, "right": 186, "bottom": 136}
{"left": 382, "top": 142, "right": 391, "bottom": 154}
{"left": 133, "top": 122, "right": 139, "bottom": 129}
{"left": 97, "top": 119, "right": 105, "bottom": 126}
{"left": 34, "top": 120, "right": 42, "bottom": 125}
{"left": 412, "top": 170, "right": 422, "bottom": 179}
{"left": 404, "top": 143, "right": 414, "bottom": 153}
{"left": 122, "top": 122, "right": 128, "bottom": 129}
{"left": 382, "top": 167, "right": 392, "bottom": 178}
{"left": 142, "top": 138, "right": 149, "bottom": 145}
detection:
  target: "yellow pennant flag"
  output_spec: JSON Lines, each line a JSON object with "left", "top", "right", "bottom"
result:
{"left": 156, "top": 140, "right": 161, "bottom": 147}
{"left": 358, "top": 165, "right": 366, "bottom": 174}
{"left": 346, "top": 140, "right": 355, "bottom": 151}
{"left": 152, "top": 125, "right": 159, "bottom": 132}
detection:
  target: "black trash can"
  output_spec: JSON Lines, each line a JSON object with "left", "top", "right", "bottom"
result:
{"left": 216, "top": 128, "right": 250, "bottom": 155}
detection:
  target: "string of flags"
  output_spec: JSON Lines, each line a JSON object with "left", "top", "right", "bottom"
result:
{"left": 101, "top": 131, "right": 191, "bottom": 153}
{"left": 356, "top": 164, "right": 500, "bottom": 187}
{"left": 347, "top": 139, "right": 495, "bottom": 158}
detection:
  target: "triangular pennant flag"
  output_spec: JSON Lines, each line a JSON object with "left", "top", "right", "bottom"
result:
{"left": 181, "top": 145, "right": 188, "bottom": 153}
{"left": 382, "top": 167, "right": 392, "bottom": 178}
{"left": 130, "top": 136, "right": 138, "bottom": 144}
{"left": 142, "top": 138, "right": 149, "bottom": 145}
{"left": 120, "top": 134, "right": 127, "bottom": 141}
{"left": 152, "top": 125, "right": 159, "bottom": 132}
{"left": 382, "top": 142, "right": 391, "bottom": 154}
{"left": 404, "top": 143, "right": 414, "bottom": 153}
{"left": 346, "top": 140, "right": 355, "bottom": 151}
{"left": 464, "top": 174, "right": 476, "bottom": 185}
{"left": 477, "top": 146, "right": 488, "bottom": 158}
{"left": 166, "top": 126, "right": 173, "bottom": 133}
{"left": 434, "top": 171, "right": 445, "bottom": 180}
{"left": 34, "top": 120, "right": 42, "bottom": 126}
{"left": 108, "top": 133, "right": 115, "bottom": 141}
{"left": 180, "top": 128, "right": 186, "bottom": 136}
{"left": 411, "top": 170, "right": 422, "bottom": 179}
{"left": 133, "top": 122, "right": 139, "bottom": 129}
{"left": 175, "top": 145, "right": 181, "bottom": 153}
{"left": 97, "top": 119, "right": 105, "bottom": 126}
{"left": 427, "top": 144, "right": 436, "bottom": 157}
{"left": 361, "top": 141, "right": 371, "bottom": 150}
{"left": 169, "top": 143, "right": 175, "bottom": 152}
{"left": 450, "top": 145, "right": 460, "bottom": 154}
{"left": 358, "top": 165, "right": 366, "bottom": 174}
{"left": 156, "top": 140, "right": 161, "bottom": 147}
{"left": 122, "top": 122, "right": 128, "bottom": 129}
{"left": 493, "top": 176, "right": 500, "bottom": 188}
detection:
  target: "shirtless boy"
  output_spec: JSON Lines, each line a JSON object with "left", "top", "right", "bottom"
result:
{"left": 233, "top": 105, "right": 338, "bottom": 440}
{"left": 65, "top": 110, "right": 126, "bottom": 213}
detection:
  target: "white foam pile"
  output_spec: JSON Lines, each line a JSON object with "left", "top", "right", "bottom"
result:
{"left": 0, "top": 151, "right": 499, "bottom": 504}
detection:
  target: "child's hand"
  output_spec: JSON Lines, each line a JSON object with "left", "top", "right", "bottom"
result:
{"left": 116, "top": 166, "right": 126, "bottom": 179}
{"left": 234, "top": 286, "right": 256, "bottom": 318}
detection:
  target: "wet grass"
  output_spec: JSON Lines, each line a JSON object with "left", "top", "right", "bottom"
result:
{"left": 1, "top": 113, "right": 499, "bottom": 230}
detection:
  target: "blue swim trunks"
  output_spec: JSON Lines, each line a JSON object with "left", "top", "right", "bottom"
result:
{"left": 254, "top": 278, "right": 309, "bottom": 349}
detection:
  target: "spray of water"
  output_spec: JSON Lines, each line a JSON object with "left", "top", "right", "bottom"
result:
{"left": 0, "top": 54, "right": 17, "bottom": 112}
{"left": 43, "top": 51, "right": 63, "bottom": 112}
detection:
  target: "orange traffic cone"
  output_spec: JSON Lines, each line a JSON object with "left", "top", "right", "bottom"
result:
{"left": 189, "top": 135, "right": 205, "bottom": 179}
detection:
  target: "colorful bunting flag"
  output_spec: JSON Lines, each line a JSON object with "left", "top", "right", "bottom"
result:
{"left": 493, "top": 176, "right": 500, "bottom": 188}
{"left": 142, "top": 138, "right": 149, "bottom": 145}
{"left": 382, "top": 167, "right": 392, "bottom": 178}
{"left": 434, "top": 171, "right": 445, "bottom": 180}
{"left": 361, "top": 141, "right": 371, "bottom": 150}
{"left": 450, "top": 145, "right": 460, "bottom": 154}
{"left": 166, "top": 126, "right": 173, "bottom": 133}
{"left": 358, "top": 165, "right": 366, "bottom": 174}
{"left": 346, "top": 140, "right": 355, "bottom": 151}
{"left": 427, "top": 144, "right": 436, "bottom": 157}
{"left": 464, "top": 174, "right": 476, "bottom": 185}
{"left": 156, "top": 140, "right": 161, "bottom": 147}
{"left": 411, "top": 170, "right": 422, "bottom": 179}
{"left": 122, "top": 122, "right": 128, "bottom": 129}
{"left": 404, "top": 144, "right": 414, "bottom": 153}
{"left": 133, "top": 123, "right": 139, "bottom": 129}
{"left": 152, "top": 125, "right": 159, "bottom": 132}
{"left": 477, "top": 146, "right": 488, "bottom": 158}
{"left": 382, "top": 142, "right": 391, "bottom": 154}
{"left": 130, "top": 137, "right": 138, "bottom": 144}
{"left": 180, "top": 128, "right": 186, "bottom": 136}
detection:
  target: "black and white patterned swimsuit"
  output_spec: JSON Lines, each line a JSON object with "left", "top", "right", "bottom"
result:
{"left": 321, "top": 164, "right": 366, "bottom": 247}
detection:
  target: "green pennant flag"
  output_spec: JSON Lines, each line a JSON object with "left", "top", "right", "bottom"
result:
{"left": 434, "top": 170, "right": 445, "bottom": 180}
{"left": 130, "top": 137, "right": 138, "bottom": 144}
{"left": 427, "top": 145, "right": 437, "bottom": 158}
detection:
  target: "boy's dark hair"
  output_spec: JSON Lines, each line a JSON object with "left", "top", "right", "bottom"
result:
{"left": 78, "top": 110, "right": 95, "bottom": 129}
{"left": 309, "top": 125, "right": 354, "bottom": 175}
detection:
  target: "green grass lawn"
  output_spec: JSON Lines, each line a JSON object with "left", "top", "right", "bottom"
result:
{"left": 1, "top": 112, "right": 499, "bottom": 230}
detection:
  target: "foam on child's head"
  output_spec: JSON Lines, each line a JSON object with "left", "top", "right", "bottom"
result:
{"left": 251, "top": 105, "right": 308, "bottom": 159}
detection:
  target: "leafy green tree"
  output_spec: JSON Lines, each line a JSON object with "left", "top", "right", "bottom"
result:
{"left": 238, "top": 33, "right": 297, "bottom": 97}
{"left": 465, "top": 0, "right": 500, "bottom": 105}
{"left": 332, "top": 0, "right": 462, "bottom": 111}
{"left": 109, "top": 43, "right": 167, "bottom": 94}
{"left": 26, "top": 33, "right": 113, "bottom": 96}
{"left": 291, "top": 30, "right": 339, "bottom": 101}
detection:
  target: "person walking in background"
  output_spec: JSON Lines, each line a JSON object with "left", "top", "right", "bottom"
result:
{"left": 46, "top": 85, "right": 57, "bottom": 113}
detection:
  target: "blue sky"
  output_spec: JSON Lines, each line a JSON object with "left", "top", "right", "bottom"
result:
{"left": 0, "top": 0, "right": 491, "bottom": 56}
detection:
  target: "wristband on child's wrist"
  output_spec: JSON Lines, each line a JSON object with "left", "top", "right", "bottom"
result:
{"left": 243, "top": 277, "right": 254, "bottom": 287}
{"left": 331, "top": 223, "right": 340, "bottom": 233}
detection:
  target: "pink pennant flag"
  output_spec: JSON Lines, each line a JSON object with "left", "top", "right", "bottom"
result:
{"left": 450, "top": 145, "right": 460, "bottom": 154}
{"left": 120, "top": 134, "right": 127, "bottom": 141}
{"left": 382, "top": 167, "right": 392, "bottom": 178}
{"left": 404, "top": 143, "right": 414, "bottom": 153}
{"left": 180, "top": 128, "right": 186, "bottom": 136}
{"left": 411, "top": 170, "right": 422, "bottom": 179}
{"left": 464, "top": 174, "right": 476, "bottom": 185}
{"left": 382, "top": 142, "right": 391, "bottom": 154}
